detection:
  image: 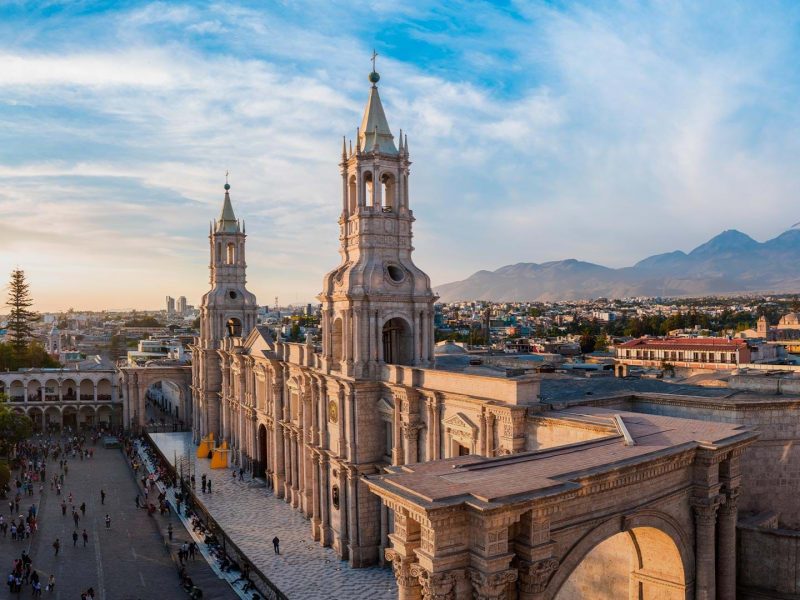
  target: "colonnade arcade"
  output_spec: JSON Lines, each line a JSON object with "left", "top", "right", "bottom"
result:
{"left": 0, "top": 376, "right": 114, "bottom": 402}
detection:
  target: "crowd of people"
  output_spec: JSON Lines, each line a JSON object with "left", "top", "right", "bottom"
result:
{"left": 3, "top": 429, "right": 107, "bottom": 597}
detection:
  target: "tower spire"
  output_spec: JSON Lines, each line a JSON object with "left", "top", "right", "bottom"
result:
{"left": 359, "top": 55, "right": 397, "bottom": 154}
{"left": 217, "top": 172, "right": 239, "bottom": 233}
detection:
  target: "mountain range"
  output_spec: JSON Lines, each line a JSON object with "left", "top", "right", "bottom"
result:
{"left": 434, "top": 228, "right": 800, "bottom": 302}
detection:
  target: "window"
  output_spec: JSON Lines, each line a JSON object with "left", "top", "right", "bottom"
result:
{"left": 226, "top": 243, "right": 235, "bottom": 265}
{"left": 383, "top": 421, "right": 392, "bottom": 458}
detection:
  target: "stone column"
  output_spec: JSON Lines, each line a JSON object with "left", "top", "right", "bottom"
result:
{"left": 320, "top": 457, "right": 331, "bottom": 546}
{"left": 386, "top": 509, "right": 423, "bottom": 600}
{"left": 283, "top": 427, "right": 292, "bottom": 502}
{"left": 717, "top": 452, "right": 742, "bottom": 600}
{"left": 291, "top": 431, "right": 300, "bottom": 508}
{"left": 693, "top": 495, "right": 722, "bottom": 600}
{"left": 517, "top": 558, "right": 559, "bottom": 600}
{"left": 393, "top": 395, "right": 404, "bottom": 466}
{"left": 311, "top": 453, "right": 321, "bottom": 541}
{"left": 403, "top": 424, "right": 420, "bottom": 464}
{"left": 470, "top": 569, "right": 518, "bottom": 600}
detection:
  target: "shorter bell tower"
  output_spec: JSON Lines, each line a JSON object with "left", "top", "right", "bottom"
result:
{"left": 194, "top": 179, "right": 258, "bottom": 438}
{"left": 319, "top": 63, "right": 436, "bottom": 378}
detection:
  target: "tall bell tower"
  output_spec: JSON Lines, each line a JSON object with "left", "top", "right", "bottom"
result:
{"left": 319, "top": 62, "right": 436, "bottom": 378}
{"left": 193, "top": 179, "right": 258, "bottom": 439}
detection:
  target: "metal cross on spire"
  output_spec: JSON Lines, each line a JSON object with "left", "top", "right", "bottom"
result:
{"left": 371, "top": 49, "right": 378, "bottom": 73}
{"left": 225, "top": 170, "right": 229, "bottom": 184}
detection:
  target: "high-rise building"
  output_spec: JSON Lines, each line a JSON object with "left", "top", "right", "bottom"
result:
{"left": 165, "top": 296, "right": 175, "bottom": 315}
{"left": 177, "top": 296, "right": 187, "bottom": 316}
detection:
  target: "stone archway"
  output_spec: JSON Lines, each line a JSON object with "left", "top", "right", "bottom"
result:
{"left": 551, "top": 516, "right": 691, "bottom": 600}
{"left": 27, "top": 407, "right": 44, "bottom": 431}
{"left": 382, "top": 317, "right": 413, "bottom": 366}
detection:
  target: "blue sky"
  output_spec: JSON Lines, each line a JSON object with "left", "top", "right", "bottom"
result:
{"left": 1, "top": 1, "right": 800, "bottom": 311}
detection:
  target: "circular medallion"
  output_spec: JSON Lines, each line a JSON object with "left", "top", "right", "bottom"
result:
{"left": 328, "top": 400, "right": 338, "bottom": 423}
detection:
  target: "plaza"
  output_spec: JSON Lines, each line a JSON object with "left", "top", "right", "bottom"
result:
{"left": 1, "top": 435, "right": 235, "bottom": 600}
{"left": 149, "top": 431, "right": 397, "bottom": 600}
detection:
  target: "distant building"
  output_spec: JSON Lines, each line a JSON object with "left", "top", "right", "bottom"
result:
{"left": 614, "top": 336, "right": 782, "bottom": 376}
{"left": 177, "top": 296, "right": 187, "bottom": 316}
{"left": 166, "top": 296, "right": 176, "bottom": 315}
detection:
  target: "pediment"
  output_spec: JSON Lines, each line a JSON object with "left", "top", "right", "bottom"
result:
{"left": 443, "top": 412, "right": 477, "bottom": 434}
{"left": 244, "top": 326, "right": 275, "bottom": 354}
{"left": 377, "top": 398, "right": 394, "bottom": 415}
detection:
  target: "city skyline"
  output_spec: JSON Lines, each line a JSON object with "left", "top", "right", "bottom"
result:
{"left": 3, "top": 1, "right": 800, "bottom": 311}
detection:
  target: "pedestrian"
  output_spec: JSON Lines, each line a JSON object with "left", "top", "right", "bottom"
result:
{"left": 189, "top": 541, "right": 197, "bottom": 560}
{"left": 82, "top": 529, "right": 88, "bottom": 546}
{"left": 135, "top": 495, "right": 139, "bottom": 509}
{"left": 52, "top": 538, "right": 60, "bottom": 556}
{"left": 72, "top": 530, "right": 78, "bottom": 547}
{"left": 100, "top": 489, "right": 105, "bottom": 505}
{"left": 239, "top": 467, "right": 244, "bottom": 481}
{"left": 73, "top": 511, "right": 79, "bottom": 528}
{"left": 46, "top": 574, "right": 55, "bottom": 592}
{"left": 272, "top": 536, "right": 280, "bottom": 554}
{"left": 104, "top": 514, "right": 111, "bottom": 529}
{"left": 167, "top": 523, "right": 173, "bottom": 540}
{"left": 80, "top": 502, "right": 86, "bottom": 516}
{"left": 60, "top": 501, "right": 66, "bottom": 516}
{"left": 207, "top": 479, "right": 211, "bottom": 493}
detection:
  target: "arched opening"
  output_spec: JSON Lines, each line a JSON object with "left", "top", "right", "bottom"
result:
{"left": 78, "top": 406, "right": 95, "bottom": 429}
{"left": 382, "top": 317, "right": 413, "bottom": 366}
{"left": 27, "top": 407, "right": 43, "bottom": 431}
{"left": 554, "top": 526, "right": 687, "bottom": 600}
{"left": 364, "top": 171, "right": 374, "bottom": 207}
{"left": 381, "top": 173, "right": 395, "bottom": 212}
{"left": 97, "top": 405, "right": 112, "bottom": 428}
{"left": 226, "top": 242, "right": 236, "bottom": 265}
{"left": 62, "top": 406, "right": 78, "bottom": 431}
{"left": 44, "top": 379, "right": 59, "bottom": 401}
{"left": 348, "top": 175, "right": 357, "bottom": 214}
{"left": 79, "top": 379, "right": 94, "bottom": 401}
{"left": 27, "top": 380, "right": 42, "bottom": 402}
{"left": 62, "top": 379, "right": 77, "bottom": 401}
{"left": 331, "top": 317, "right": 343, "bottom": 364}
{"left": 257, "top": 424, "right": 268, "bottom": 479}
{"left": 97, "top": 378, "right": 112, "bottom": 401}
{"left": 44, "top": 406, "right": 61, "bottom": 431}
{"left": 227, "top": 317, "right": 242, "bottom": 337}
{"left": 9, "top": 380, "right": 23, "bottom": 402}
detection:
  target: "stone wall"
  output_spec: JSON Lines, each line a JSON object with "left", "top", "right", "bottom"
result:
{"left": 555, "top": 532, "right": 631, "bottom": 599}
{"left": 526, "top": 416, "right": 612, "bottom": 451}
{"left": 738, "top": 523, "right": 800, "bottom": 599}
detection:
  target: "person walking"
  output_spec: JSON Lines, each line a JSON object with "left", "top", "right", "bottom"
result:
{"left": 46, "top": 574, "right": 55, "bottom": 592}
{"left": 104, "top": 514, "right": 111, "bottom": 529}
{"left": 167, "top": 523, "right": 173, "bottom": 541}
{"left": 52, "top": 538, "right": 60, "bottom": 556}
{"left": 100, "top": 489, "right": 106, "bottom": 505}
{"left": 72, "top": 530, "right": 78, "bottom": 547}
{"left": 272, "top": 536, "right": 280, "bottom": 554}
{"left": 80, "top": 502, "right": 86, "bottom": 516}
{"left": 60, "top": 501, "right": 66, "bottom": 516}
{"left": 82, "top": 529, "right": 88, "bottom": 547}
{"left": 207, "top": 479, "right": 212, "bottom": 493}
{"left": 135, "top": 495, "right": 139, "bottom": 509}
{"left": 73, "top": 511, "right": 79, "bottom": 528}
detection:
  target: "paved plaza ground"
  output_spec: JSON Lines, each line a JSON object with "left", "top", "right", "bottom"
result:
{"left": 150, "top": 432, "right": 398, "bottom": 600}
{"left": 1, "top": 435, "right": 236, "bottom": 600}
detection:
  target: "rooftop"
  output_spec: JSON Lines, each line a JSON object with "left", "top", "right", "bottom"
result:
{"left": 366, "top": 407, "right": 755, "bottom": 509}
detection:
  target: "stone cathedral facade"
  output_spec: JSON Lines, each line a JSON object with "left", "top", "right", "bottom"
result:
{"left": 190, "top": 68, "right": 543, "bottom": 567}
{"left": 190, "top": 67, "right": 753, "bottom": 600}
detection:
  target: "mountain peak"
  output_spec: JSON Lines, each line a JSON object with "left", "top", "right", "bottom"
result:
{"left": 689, "top": 229, "right": 757, "bottom": 256}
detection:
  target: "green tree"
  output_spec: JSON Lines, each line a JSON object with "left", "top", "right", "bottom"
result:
{"left": 5, "top": 268, "right": 38, "bottom": 359}
{"left": 108, "top": 334, "right": 127, "bottom": 362}
{"left": 0, "top": 398, "right": 32, "bottom": 459}
{"left": 579, "top": 329, "right": 596, "bottom": 353}
{"left": 595, "top": 333, "right": 610, "bottom": 351}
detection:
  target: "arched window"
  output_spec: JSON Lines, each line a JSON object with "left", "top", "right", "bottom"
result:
{"left": 364, "top": 171, "right": 374, "bottom": 207}
{"left": 226, "top": 243, "right": 235, "bottom": 265}
{"left": 331, "top": 318, "right": 343, "bottom": 363}
{"left": 382, "top": 317, "right": 413, "bottom": 365}
{"left": 348, "top": 175, "right": 357, "bottom": 214}
{"left": 381, "top": 173, "right": 395, "bottom": 212}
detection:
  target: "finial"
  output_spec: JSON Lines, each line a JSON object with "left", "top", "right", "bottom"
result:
{"left": 356, "top": 127, "right": 361, "bottom": 152}
{"left": 224, "top": 170, "right": 230, "bottom": 191}
{"left": 341, "top": 136, "right": 347, "bottom": 158}
{"left": 369, "top": 49, "right": 380, "bottom": 85}
{"left": 399, "top": 128, "right": 403, "bottom": 152}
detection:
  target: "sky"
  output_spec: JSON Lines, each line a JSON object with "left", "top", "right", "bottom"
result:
{"left": 1, "top": 1, "right": 800, "bottom": 312}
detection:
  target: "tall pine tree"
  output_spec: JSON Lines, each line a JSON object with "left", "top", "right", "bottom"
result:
{"left": 6, "top": 269, "right": 37, "bottom": 358}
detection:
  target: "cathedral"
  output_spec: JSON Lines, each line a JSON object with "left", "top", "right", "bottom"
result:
{"left": 190, "top": 65, "right": 753, "bottom": 600}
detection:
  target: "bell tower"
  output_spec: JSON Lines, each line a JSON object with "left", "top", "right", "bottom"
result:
{"left": 319, "top": 62, "right": 436, "bottom": 378}
{"left": 194, "top": 179, "right": 258, "bottom": 438}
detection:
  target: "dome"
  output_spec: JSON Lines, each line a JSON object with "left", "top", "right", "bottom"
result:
{"left": 434, "top": 340, "right": 468, "bottom": 355}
